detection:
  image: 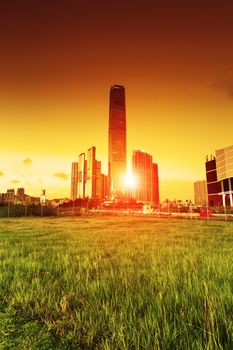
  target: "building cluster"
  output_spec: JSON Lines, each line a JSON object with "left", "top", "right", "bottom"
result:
{"left": 1, "top": 81, "right": 231, "bottom": 208}
{"left": 1, "top": 84, "right": 231, "bottom": 209}
{"left": 194, "top": 144, "right": 233, "bottom": 208}
{"left": 71, "top": 85, "right": 160, "bottom": 204}
{"left": 71, "top": 147, "right": 108, "bottom": 201}
{"left": 0, "top": 188, "right": 47, "bottom": 205}
{"left": 0, "top": 187, "right": 39, "bottom": 205}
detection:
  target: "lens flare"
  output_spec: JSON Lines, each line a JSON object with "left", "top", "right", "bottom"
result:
{"left": 125, "top": 173, "right": 136, "bottom": 189}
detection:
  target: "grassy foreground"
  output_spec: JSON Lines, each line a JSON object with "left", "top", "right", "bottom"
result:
{"left": 0, "top": 216, "right": 232, "bottom": 349}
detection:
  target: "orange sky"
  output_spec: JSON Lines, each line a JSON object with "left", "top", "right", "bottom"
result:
{"left": 0, "top": 0, "right": 233, "bottom": 200}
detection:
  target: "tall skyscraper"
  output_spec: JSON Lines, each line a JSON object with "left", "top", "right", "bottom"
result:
{"left": 132, "top": 150, "right": 159, "bottom": 203}
{"left": 86, "top": 146, "right": 105, "bottom": 199}
{"left": 108, "top": 84, "right": 126, "bottom": 197}
{"left": 152, "top": 163, "right": 159, "bottom": 205}
{"left": 86, "top": 147, "right": 97, "bottom": 199}
{"left": 71, "top": 162, "right": 78, "bottom": 201}
{"left": 95, "top": 160, "right": 102, "bottom": 198}
{"left": 194, "top": 180, "right": 207, "bottom": 205}
{"left": 101, "top": 173, "right": 108, "bottom": 200}
{"left": 78, "top": 153, "right": 86, "bottom": 198}
{"left": 133, "top": 150, "right": 152, "bottom": 202}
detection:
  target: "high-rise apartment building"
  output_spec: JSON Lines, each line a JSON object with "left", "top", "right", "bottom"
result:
{"left": 194, "top": 180, "right": 207, "bottom": 205}
{"left": 95, "top": 161, "right": 102, "bottom": 198}
{"left": 152, "top": 163, "right": 159, "bottom": 205}
{"left": 133, "top": 150, "right": 152, "bottom": 202}
{"left": 78, "top": 153, "right": 86, "bottom": 198}
{"left": 86, "top": 147, "right": 106, "bottom": 199}
{"left": 108, "top": 85, "right": 126, "bottom": 197}
{"left": 86, "top": 147, "right": 97, "bottom": 199}
{"left": 101, "top": 174, "right": 109, "bottom": 200}
{"left": 71, "top": 162, "right": 78, "bottom": 201}
{"left": 132, "top": 150, "right": 159, "bottom": 203}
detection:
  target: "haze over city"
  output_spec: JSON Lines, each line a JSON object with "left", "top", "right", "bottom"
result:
{"left": 1, "top": 0, "right": 233, "bottom": 200}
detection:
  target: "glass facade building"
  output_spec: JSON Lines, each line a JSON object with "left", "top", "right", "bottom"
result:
{"left": 206, "top": 145, "right": 233, "bottom": 207}
{"left": 70, "top": 162, "right": 78, "bottom": 201}
{"left": 78, "top": 153, "right": 86, "bottom": 198}
{"left": 108, "top": 85, "right": 126, "bottom": 197}
{"left": 194, "top": 180, "right": 207, "bottom": 205}
{"left": 132, "top": 150, "right": 159, "bottom": 203}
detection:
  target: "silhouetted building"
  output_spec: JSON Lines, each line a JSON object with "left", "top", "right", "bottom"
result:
{"left": 17, "top": 187, "right": 25, "bottom": 198}
{"left": 101, "top": 174, "right": 109, "bottom": 200}
{"left": 152, "top": 163, "right": 159, "bottom": 205}
{"left": 71, "top": 162, "right": 78, "bottom": 201}
{"left": 5, "top": 189, "right": 15, "bottom": 203}
{"left": 0, "top": 190, "right": 14, "bottom": 204}
{"left": 194, "top": 180, "right": 207, "bottom": 205}
{"left": 86, "top": 147, "right": 97, "bottom": 199}
{"left": 108, "top": 84, "right": 126, "bottom": 197}
{"left": 205, "top": 156, "right": 222, "bottom": 207}
{"left": 85, "top": 147, "right": 107, "bottom": 200}
{"left": 0, "top": 188, "right": 41, "bottom": 205}
{"left": 132, "top": 150, "right": 159, "bottom": 203}
{"left": 16, "top": 187, "right": 27, "bottom": 203}
{"left": 95, "top": 160, "right": 102, "bottom": 198}
{"left": 78, "top": 153, "right": 86, "bottom": 198}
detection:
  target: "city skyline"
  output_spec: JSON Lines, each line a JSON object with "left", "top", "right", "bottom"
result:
{"left": 1, "top": 91, "right": 232, "bottom": 200}
{"left": 1, "top": 0, "right": 233, "bottom": 200}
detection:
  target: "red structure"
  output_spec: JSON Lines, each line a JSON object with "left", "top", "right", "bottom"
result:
{"left": 108, "top": 85, "right": 127, "bottom": 198}
{"left": 132, "top": 150, "right": 159, "bottom": 204}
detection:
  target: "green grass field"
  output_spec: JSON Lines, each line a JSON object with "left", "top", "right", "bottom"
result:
{"left": 0, "top": 216, "right": 232, "bottom": 349}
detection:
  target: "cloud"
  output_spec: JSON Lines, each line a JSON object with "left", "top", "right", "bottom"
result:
{"left": 23, "top": 158, "right": 32, "bottom": 166}
{"left": 0, "top": 170, "right": 4, "bottom": 176}
{"left": 212, "top": 80, "right": 233, "bottom": 99}
{"left": 53, "top": 172, "right": 69, "bottom": 180}
{"left": 11, "top": 180, "right": 20, "bottom": 184}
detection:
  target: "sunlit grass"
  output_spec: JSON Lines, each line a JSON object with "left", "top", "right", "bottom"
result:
{"left": 0, "top": 216, "right": 232, "bottom": 349}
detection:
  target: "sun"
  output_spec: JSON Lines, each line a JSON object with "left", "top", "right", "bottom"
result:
{"left": 124, "top": 173, "right": 136, "bottom": 189}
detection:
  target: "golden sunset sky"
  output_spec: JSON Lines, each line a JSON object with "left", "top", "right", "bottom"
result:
{"left": 0, "top": 0, "right": 233, "bottom": 200}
